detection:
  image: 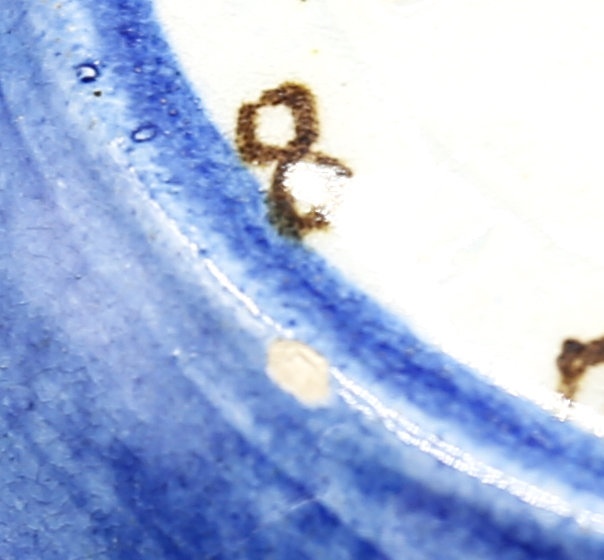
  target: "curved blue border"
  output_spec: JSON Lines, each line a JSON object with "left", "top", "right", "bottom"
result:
{"left": 2, "top": 1, "right": 604, "bottom": 558}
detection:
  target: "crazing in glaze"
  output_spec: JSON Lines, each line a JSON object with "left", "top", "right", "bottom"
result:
{"left": 4, "top": 0, "right": 604, "bottom": 558}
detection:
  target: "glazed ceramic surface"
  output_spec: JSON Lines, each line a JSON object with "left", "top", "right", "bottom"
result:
{"left": 157, "top": 0, "right": 604, "bottom": 412}
{"left": 2, "top": 1, "right": 604, "bottom": 558}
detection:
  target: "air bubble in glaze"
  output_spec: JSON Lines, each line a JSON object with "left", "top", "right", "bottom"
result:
{"left": 131, "top": 124, "right": 158, "bottom": 143}
{"left": 76, "top": 63, "right": 99, "bottom": 83}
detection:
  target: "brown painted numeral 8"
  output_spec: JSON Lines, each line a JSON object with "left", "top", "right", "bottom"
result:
{"left": 237, "top": 82, "right": 352, "bottom": 239}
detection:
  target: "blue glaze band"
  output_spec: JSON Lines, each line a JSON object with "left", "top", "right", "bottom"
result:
{"left": 1, "top": 1, "right": 604, "bottom": 558}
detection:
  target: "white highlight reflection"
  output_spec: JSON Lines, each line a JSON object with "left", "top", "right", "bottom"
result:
{"left": 199, "top": 251, "right": 604, "bottom": 532}
{"left": 332, "top": 368, "right": 604, "bottom": 532}
{"left": 283, "top": 160, "right": 350, "bottom": 221}
{"left": 204, "top": 258, "right": 290, "bottom": 336}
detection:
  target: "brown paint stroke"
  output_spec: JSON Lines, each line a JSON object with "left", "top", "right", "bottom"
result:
{"left": 236, "top": 82, "right": 352, "bottom": 239}
{"left": 556, "top": 336, "right": 604, "bottom": 400}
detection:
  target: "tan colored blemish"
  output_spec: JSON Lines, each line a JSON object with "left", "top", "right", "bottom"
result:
{"left": 267, "top": 339, "right": 331, "bottom": 405}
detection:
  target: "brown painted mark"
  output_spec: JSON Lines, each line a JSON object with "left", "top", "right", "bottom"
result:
{"left": 236, "top": 82, "right": 352, "bottom": 239}
{"left": 556, "top": 336, "right": 604, "bottom": 399}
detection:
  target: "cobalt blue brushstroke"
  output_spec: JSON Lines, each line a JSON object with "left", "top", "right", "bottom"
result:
{"left": 1, "top": 0, "right": 604, "bottom": 558}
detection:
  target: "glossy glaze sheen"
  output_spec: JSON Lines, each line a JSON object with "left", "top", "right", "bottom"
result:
{"left": 2, "top": 1, "right": 604, "bottom": 558}
{"left": 154, "top": 0, "right": 604, "bottom": 405}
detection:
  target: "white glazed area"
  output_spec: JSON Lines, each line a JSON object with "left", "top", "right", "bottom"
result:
{"left": 154, "top": 0, "right": 604, "bottom": 414}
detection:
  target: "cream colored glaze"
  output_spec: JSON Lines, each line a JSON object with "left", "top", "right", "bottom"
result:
{"left": 154, "top": 0, "right": 604, "bottom": 413}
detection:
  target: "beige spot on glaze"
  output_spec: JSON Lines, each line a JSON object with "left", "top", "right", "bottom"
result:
{"left": 267, "top": 339, "right": 330, "bottom": 405}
